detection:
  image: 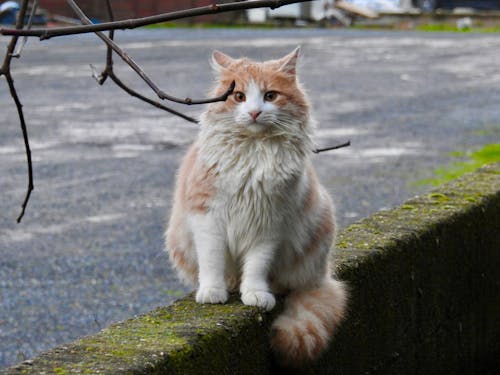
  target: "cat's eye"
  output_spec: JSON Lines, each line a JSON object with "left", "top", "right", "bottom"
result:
{"left": 234, "top": 91, "right": 246, "bottom": 102}
{"left": 264, "top": 91, "right": 278, "bottom": 102}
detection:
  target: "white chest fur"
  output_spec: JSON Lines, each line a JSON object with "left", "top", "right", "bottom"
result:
{"left": 198, "top": 124, "right": 309, "bottom": 254}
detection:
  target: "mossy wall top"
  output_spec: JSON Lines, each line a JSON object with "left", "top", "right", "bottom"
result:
{"left": 3, "top": 163, "right": 500, "bottom": 375}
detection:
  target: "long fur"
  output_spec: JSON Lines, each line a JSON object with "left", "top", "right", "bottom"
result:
{"left": 165, "top": 47, "right": 347, "bottom": 365}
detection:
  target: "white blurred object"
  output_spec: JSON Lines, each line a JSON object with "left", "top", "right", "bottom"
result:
{"left": 456, "top": 16, "right": 473, "bottom": 30}
{"left": 0, "top": 1, "right": 20, "bottom": 12}
{"left": 247, "top": 0, "right": 405, "bottom": 23}
{"left": 345, "top": 0, "right": 403, "bottom": 11}
{"left": 247, "top": 8, "right": 267, "bottom": 23}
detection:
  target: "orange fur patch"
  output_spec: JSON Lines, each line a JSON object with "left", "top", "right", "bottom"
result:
{"left": 166, "top": 145, "right": 217, "bottom": 284}
{"left": 271, "top": 325, "right": 294, "bottom": 359}
{"left": 303, "top": 165, "right": 319, "bottom": 213}
{"left": 272, "top": 315, "right": 328, "bottom": 365}
{"left": 167, "top": 217, "right": 197, "bottom": 281}
{"left": 170, "top": 246, "right": 197, "bottom": 277}
{"left": 304, "top": 320, "right": 326, "bottom": 358}
{"left": 304, "top": 205, "right": 335, "bottom": 255}
{"left": 290, "top": 204, "right": 334, "bottom": 271}
{"left": 177, "top": 145, "right": 217, "bottom": 214}
{"left": 302, "top": 297, "right": 335, "bottom": 332}
{"left": 292, "top": 325, "right": 306, "bottom": 357}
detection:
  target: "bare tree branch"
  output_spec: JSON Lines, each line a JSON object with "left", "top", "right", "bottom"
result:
{"left": 12, "top": 0, "right": 38, "bottom": 57}
{"left": 89, "top": 0, "right": 115, "bottom": 85}
{"left": 1, "top": 0, "right": 314, "bottom": 39}
{"left": 0, "top": 0, "right": 33, "bottom": 222}
{"left": 105, "top": 72, "right": 201, "bottom": 124}
{"left": 313, "top": 140, "right": 351, "bottom": 154}
{"left": 66, "top": 0, "right": 235, "bottom": 106}
{"left": 83, "top": 0, "right": 199, "bottom": 123}
{"left": 1, "top": 0, "right": 348, "bottom": 223}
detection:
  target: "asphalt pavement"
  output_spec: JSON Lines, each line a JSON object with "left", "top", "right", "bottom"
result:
{"left": 1, "top": 28, "right": 499, "bottom": 368}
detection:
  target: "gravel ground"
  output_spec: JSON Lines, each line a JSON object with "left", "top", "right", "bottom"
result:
{"left": 1, "top": 28, "right": 499, "bottom": 368}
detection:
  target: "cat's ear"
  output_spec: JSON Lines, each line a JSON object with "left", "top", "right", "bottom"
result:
{"left": 211, "top": 50, "right": 234, "bottom": 73}
{"left": 278, "top": 46, "right": 301, "bottom": 75}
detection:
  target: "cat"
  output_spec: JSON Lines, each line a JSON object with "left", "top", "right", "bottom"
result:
{"left": 165, "top": 47, "right": 347, "bottom": 365}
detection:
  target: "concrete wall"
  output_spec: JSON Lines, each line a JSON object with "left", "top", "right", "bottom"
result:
{"left": 2, "top": 162, "right": 499, "bottom": 374}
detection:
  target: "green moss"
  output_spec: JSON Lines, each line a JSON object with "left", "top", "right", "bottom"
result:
{"left": 4, "top": 298, "right": 270, "bottom": 374}
{"left": 472, "top": 125, "right": 500, "bottom": 137}
{"left": 401, "top": 204, "right": 415, "bottom": 210}
{"left": 164, "top": 289, "right": 184, "bottom": 298}
{"left": 335, "top": 164, "right": 500, "bottom": 269}
{"left": 415, "top": 23, "right": 500, "bottom": 33}
{"left": 463, "top": 195, "right": 479, "bottom": 203}
{"left": 428, "top": 192, "right": 451, "bottom": 202}
{"left": 417, "top": 143, "right": 500, "bottom": 187}
{"left": 448, "top": 150, "right": 464, "bottom": 158}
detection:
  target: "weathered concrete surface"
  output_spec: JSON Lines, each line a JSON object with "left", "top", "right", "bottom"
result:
{"left": 329, "top": 162, "right": 500, "bottom": 375}
{"left": 2, "top": 162, "right": 499, "bottom": 375}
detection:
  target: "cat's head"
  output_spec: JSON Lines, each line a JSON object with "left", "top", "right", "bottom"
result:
{"left": 203, "top": 47, "right": 310, "bottom": 135}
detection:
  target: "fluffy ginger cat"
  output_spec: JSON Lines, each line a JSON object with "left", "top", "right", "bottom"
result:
{"left": 165, "top": 47, "right": 347, "bottom": 365}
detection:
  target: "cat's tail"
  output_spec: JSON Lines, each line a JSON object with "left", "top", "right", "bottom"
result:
{"left": 270, "top": 277, "right": 348, "bottom": 366}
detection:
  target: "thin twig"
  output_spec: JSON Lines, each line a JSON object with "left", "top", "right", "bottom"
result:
{"left": 88, "top": 0, "right": 115, "bottom": 84}
{"left": 0, "top": 0, "right": 33, "bottom": 223}
{"left": 12, "top": 0, "right": 39, "bottom": 58}
{"left": 1, "top": 0, "right": 314, "bottom": 39}
{"left": 97, "top": 0, "right": 115, "bottom": 84}
{"left": 313, "top": 140, "right": 351, "bottom": 154}
{"left": 109, "top": 73, "right": 200, "bottom": 123}
{"left": 87, "top": 0, "right": 198, "bottom": 123}
{"left": 5, "top": 74, "right": 33, "bottom": 223}
{"left": 66, "top": 0, "right": 234, "bottom": 106}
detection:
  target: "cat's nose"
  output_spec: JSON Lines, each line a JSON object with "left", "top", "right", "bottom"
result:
{"left": 249, "top": 111, "right": 262, "bottom": 122}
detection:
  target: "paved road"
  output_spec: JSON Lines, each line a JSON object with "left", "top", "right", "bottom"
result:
{"left": 1, "top": 28, "right": 499, "bottom": 367}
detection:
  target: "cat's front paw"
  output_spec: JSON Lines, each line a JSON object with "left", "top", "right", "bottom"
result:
{"left": 196, "top": 287, "right": 228, "bottom": 304}
{"left": 241, "top": 290, "right": 276, "bottom": 311}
